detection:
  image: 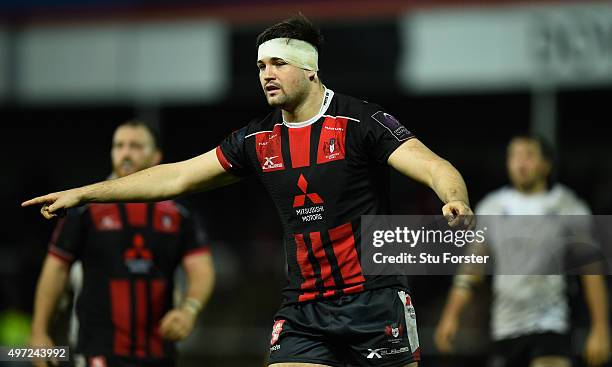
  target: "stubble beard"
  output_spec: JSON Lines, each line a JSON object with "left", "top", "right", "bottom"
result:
{"left": 512, "top": 175, "right": 545, "bottom": 193}
{"left": 267, "top": 90, "right": 296, "bottom": 110}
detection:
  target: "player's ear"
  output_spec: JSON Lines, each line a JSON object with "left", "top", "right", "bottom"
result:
{"left": 307, "top": 70, "right": 317, "bottom": 81}
{"left": 153, "top": 150, "right": 162, "bottom": 165}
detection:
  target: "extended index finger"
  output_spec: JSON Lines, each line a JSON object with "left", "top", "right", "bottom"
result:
{"left": 21, "top": 195, "right": 54, "bottom": 207}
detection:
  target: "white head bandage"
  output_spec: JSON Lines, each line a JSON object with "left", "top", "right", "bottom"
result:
{"left": 257, "top": 38, "right": 319, "bottom": 71}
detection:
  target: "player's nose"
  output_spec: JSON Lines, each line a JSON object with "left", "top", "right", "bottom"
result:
{"left": 117, "top": 149, "right": 134, "bottom": 161}
{"left": 117, "top": 152, "right": 131, "bottom": 163}
{"left": 262, "top": 65, "right": 276, "bottom": 80}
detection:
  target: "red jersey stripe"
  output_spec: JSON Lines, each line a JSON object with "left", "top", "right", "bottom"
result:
{"left": 110, "top": 280, "right": 131, "bottom": 356}
{"left": 126, "top": 203, "right": 147, "bottom": 227}
{"left": 294, "top": 234, "right": 316, "bottom": 291}
{"left": 288, "top": 125, "right": 312, "bottom": 168}
{"left": 328, "top": 223, "right": 366, "bottom": 285}
{"left": 309, "top": 232, "right": 335, "bottom": 288}
{"left": 134, "top": 280, "right": 147, "bottom": 358}
{"left": 149, "top": 280, "right": 166, "bottom": 357}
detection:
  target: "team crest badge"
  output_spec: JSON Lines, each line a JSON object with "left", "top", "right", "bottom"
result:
{"left": 323, "top": 138, "right": 340, "bottom": 157}
{"left": 385, "top": 323, "right": 404, "bottom": 339}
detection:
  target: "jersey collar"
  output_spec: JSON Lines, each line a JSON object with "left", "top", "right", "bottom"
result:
{"left": 283, "top": 88, "right": 334, "bottom": 128}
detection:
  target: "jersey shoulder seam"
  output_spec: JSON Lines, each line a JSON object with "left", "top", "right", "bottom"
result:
{"left": 244, "top": 110, "right": 282, "bottom": 139}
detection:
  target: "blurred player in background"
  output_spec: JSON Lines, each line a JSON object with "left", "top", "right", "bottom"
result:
{"left": 29, "top": 121, "right": 215, "bottom": 367}
{"left": 23, "top": 16, "right": 474, "bottom": 367}
{"left": 435, "top": 135, "right": 610, "bottom": 367}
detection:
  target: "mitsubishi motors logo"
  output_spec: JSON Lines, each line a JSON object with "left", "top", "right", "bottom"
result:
{"left": 293, "top": 174, "right": 325, "bottom": 222}
{"left": 293, "top": 174, "right": 323, "bottom": 208}
{"left": 124, "top": 233, "right": 153, "bottom": 274}
{"left": 124, "top": 233, "right": 152, "bottom": 260}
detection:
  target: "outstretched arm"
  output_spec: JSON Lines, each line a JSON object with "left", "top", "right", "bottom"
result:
{"left": 22, "top": 148, "right": 240, "bottom": 219}
{"left": 388, "top": 138, "right": 473, "bottom": 226}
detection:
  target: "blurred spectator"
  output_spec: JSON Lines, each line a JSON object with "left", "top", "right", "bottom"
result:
{"left": 435, "top": 135, "right": 611, "bottom": 367}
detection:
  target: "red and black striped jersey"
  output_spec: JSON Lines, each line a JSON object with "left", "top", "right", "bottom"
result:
{"left": 217, "top": 89, "right": 415, "bottom": 305}
{"left": 48, "top": 201, "right": 209, "bottom": 362}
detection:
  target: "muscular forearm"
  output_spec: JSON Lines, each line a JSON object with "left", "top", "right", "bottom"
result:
{"left": 182, "top": 254, "right": 215, "bottom": 313}
{"left": 31, "top": 257, "right": 69, "bottom": 336}
{"left": 23, "top": 149, "right": 240, "bottom": 218}
{"left": 158, "top": 254, "right": 214, "bottom": 341}
{"left": 184, "top": 270, "right": 214, "bottom": 309}
{"left": 83, "top": 150, "right": 239, "bottom": 203}
{"left": 430, "top": 159, "right": 470, "bottom": 205}
{"left": 81, "top": 162, "right": 184, "bottom": 203}
{"left": 441, "top": 285, "right": 473, "bottom": 322}
{"left": 582, "top": 275, "right": 610, "bottom": 332}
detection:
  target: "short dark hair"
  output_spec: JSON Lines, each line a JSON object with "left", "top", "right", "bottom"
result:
{"left": 116, "top": 120, "right": 161, "bottom": 149}
{"left": 256, "top": 14, "right": 324, "bottom": 55}
{"left": 509, "top": 133, "right": 557, "bottom": 187}
{"left": 510, "top": 134, "right": 555, "bottom": 162}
